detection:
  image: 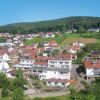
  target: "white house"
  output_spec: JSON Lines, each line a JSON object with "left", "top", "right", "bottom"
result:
{"left": 0, "top": 42, "right": 14, "bottom": 47}
{"left": 84, "top": 59, "right": 100, "bottom": 79}
{"left": 38, "top": 67, "right": 70, "bottom": 80}
{"left": 6, "top": 69, "right": 16, "bottom": 78}
{"left": 46, "top": 32, "right": 55, "bottom": 38}
{"left": 14, "top": 59, "right": 34, "bottom": 69}
{"left": 46, "top": 78, "right": 70, "bottom": 87}
{"left": 3, "top": 53, "right": 10, "bottom": 61}
{"left": 72, "top": 41, "right": 85, "bottom": 47}
{"left": 31, "top": 54, "right": 72, "bottom": 87}
{"left": 68, "top": 45, "right": 80, "bottom": 54}
{"left": 0, "top": 61, "right": 9, "bottom": 72}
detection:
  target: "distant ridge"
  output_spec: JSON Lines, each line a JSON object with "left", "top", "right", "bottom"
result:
{"left": 0, "top": 16, "right": 100, "bottom": 34}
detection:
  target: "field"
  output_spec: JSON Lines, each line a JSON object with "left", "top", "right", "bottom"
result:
{"left": 25, "top": 33, "right": 99, "bottom": 47}
{"left": 60, "top": 37, "right": 97, "bottom": 46}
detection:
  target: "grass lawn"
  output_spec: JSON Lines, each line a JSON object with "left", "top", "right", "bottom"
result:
{"left": 33, "top": 95, "right": 70, "bottom": 100}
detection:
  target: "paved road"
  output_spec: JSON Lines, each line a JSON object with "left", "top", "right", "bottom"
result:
{"left": 27, "top": 91, "right": 69, "bottom": 99}
{"left": 71, "top": 64, "right": 79, "bottom": 79}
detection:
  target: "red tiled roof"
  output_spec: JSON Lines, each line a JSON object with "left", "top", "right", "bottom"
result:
{"left": 36, "top": 56, "right": 52, "bottom": 60}
{"left": 47, "top": 32, "right": 53, "bottom": 36}
{"left": 25, "top": 46, "right": 34, "bottom": 50}
{"left": 22, "top": 49, "right": 38, "bottom": 56}
{"left": 84, "top": 60, "right": 100, "bottom": 69}
{"left": 38, "top": 48, "right": 45, "bottom": 53}
{"left": 53, "top": 53, "right": 72, "bottom": 60}
{"left": 0, "top": 47, "right": 6, "bottom": 55}
{"left": 68, "top": 45, "right": 80, "bottom": 51}
{"left": 49, "top": 40, "right": 57, "bottom": 45}
{"left": 68, "top": 80, "right": 76, "bottom": 84}
{"left": 34, "top": 62, "right": 48, "bottom": 65}
{"left": 9, "top": 49, "right": 18, "bottom": 57}
{"left": 47, "top": 78, "right": 68, "bottom": 84}
{"left": 50, "top": 45, "right": 59, "bottom": 48}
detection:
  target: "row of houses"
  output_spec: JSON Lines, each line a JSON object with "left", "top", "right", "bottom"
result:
{"left": 1, "top": 32, "right": 99, "bottom": 88}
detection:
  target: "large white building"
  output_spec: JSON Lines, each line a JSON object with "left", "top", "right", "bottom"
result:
{"left": 31, "top": 54, "right": 72, "bottom": 87}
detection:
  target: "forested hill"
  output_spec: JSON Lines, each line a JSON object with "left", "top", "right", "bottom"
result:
{"left": 0, "top": 16, "right": 100, "bottom": 34}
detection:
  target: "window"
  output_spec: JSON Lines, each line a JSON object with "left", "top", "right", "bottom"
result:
{"left": 54, "top": 71, "right": 57, "bottom": 74}
{"left": 61, "top": 83, "right": 65, "bottom": 86}
{"left": 55, "top": 82, "right": 57, "bottom": 85}
{"left": 60, "top": 62, "right": 63, "bottom": 64}
{"left": 44, "top": 70, "right": 47, "bottom": 73}
{"left": 65, "top": 62, "right": 69, "bottom": 64}
{"left": 51, "top": 62, "right": 54, "bottom": 64}
{"left": 60, "top": 72, "right": 66, "bottom": 74}
{"left": 65, "top": 66, "right": 69, "bottom": 68}
{"left": 51, "top": 65, "right": 55, "bottom": 67}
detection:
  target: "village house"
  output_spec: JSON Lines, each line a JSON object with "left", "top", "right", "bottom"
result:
{"left": 90, "top": 50, "right": 100, "bottom": 59}
{"left": 46, "top": 32, "right": 55, "bottom": 38}
{"left": 84, "top": 59, "right": 100, "bottom": 80}
{"left": 6, "top": 69, "right": 16, "bottom": 78}
{"left": 46, "top": 78, "right": 70, "bottom": 87}
{"left": 14, "top": 59, "right": 34, "bottom": 70}
{"left": 67, "top": 45, "right": 80, "bottom": 54}
{"left": 8, "top": 49, "right": 19, "bottom": 63}
{"left": 0, "top": 32, "right": 11, "bottom": 37}
{"left": 0, "top": 47, "right": 11, "bottom": 74}
{"left": 87, "top": 28, "right": 100, "bottom": 33}
{"left": 14, "top": 46, "right": 37, "bottom": 69}
{"left": 31, "top": 54, "right": 72, "bottom": 87}
{"left": 72, "top": 41, "right": 85, "bottom": 47}
{"left": 49, "top": 40, "right": 60, "bottom": 51}
{"left": 0, "top": 47, "right": 10, "bottom": 61}
{"left": 0, "top": 42, "right": 14, "bottom": 47}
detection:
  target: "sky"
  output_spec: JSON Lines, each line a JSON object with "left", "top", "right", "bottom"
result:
{"left": 0, "top": 0, "right": 100, "bottom": 25}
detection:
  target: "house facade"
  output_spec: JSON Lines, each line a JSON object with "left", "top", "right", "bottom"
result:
{"left": 31, "top": 54, "right": 72, "bottom": 87}
{"left": 84, "top": 59, "right": 100, "bottom": 79}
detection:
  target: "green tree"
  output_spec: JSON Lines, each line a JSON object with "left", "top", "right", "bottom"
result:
{"left": 1, "top": 87, "right": 9, "bottom": 97}
{"left": 0, "top": 73, "right": 10, "bottom": 88}
{"left": 12, "top": 77, "right": 26, "bottom": 89}
{"left": 63, "top": 50, "right": 68, "bottom": 54}
{"left": 52, "top": 50, "right": 59, "bottom": 56}
{"left": 86, "top": 95, "right": 96, "bottom": 100}
{"left": 12, "top": 88, "right": 23, "bottom": 100}
{"left": 16, "top": 69, "right": 23, "bottom": 78}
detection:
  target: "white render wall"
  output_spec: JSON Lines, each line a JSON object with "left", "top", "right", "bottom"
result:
{"left": 14, "top": 59, "right": 34, "bottom": 68}
{"left": 46, "top": 82, "right": 70, "bottom": 87}
{"left": 86, "top": 68, "right": 94, "bottom": 76}
{"left": 48, "top": 60, "right": 72, "bottom": 70}
{"left": 39, "top": 70, "right": 70, "bottom": 80}
{"left": 68, "top": 49, "right": 77, "bottom": 54}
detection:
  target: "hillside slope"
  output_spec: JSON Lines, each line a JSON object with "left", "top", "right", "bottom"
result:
{"left": 0, "top": 16, "right": 100, "bottom": 34}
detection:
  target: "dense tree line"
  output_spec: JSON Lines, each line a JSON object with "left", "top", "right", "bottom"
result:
{"left": 0, "top": 69, "right": 27, "bottom": 100}
{"left": 0, "top": 16, "right": 100, "bottom": 34}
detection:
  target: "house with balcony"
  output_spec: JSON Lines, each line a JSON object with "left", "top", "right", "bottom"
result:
{"left": 84, "top": 59, "right": 100, "bottom": 80}
{"left": 31, "top": 54, "right": 72, "bottom": 87}
{"left": 14, "top": 59, "right": 34, "bottom": 70}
